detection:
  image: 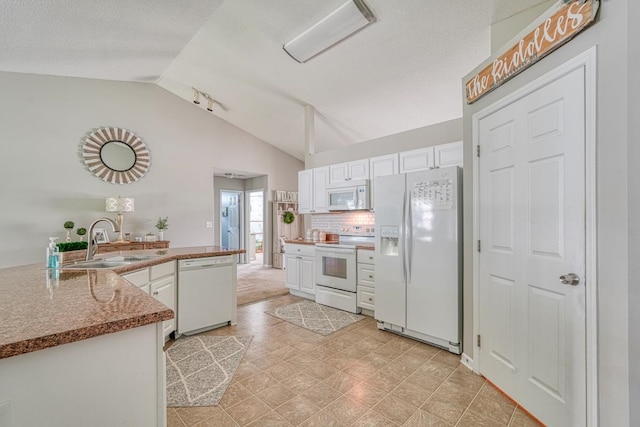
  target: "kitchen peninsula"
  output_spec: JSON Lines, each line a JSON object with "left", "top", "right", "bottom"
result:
{"left": 0, "top": 246, "right": 243, "bottom": 427}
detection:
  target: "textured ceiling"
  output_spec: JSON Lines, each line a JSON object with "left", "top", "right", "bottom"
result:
{"left": 0, "top": 0, "right": 550, "bottom": 161}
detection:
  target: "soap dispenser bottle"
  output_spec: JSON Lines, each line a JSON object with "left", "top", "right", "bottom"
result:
{"left": 46, "top": 237, "right": 60, "bottom": 268}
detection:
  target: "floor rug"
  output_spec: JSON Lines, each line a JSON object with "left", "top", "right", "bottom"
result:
{"left": 265, "top": 300, "right": 365, "bottom": 336}
{"left": 236, "top": 266, "right": 288, "bottom": 306}
{"left": 166, "top": 335, "right": 252, "bottom": 407}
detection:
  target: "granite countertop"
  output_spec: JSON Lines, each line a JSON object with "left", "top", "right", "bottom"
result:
{"left": 0, "top": 246, "right": 244, "bottom": 359}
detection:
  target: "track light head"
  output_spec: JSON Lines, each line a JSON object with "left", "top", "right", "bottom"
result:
{"left": 193, "top": 89, "right": 200, "bottom": 105}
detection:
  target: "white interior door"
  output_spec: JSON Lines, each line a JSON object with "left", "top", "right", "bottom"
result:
{"left": 477, "top": 66, "right": 586, "bottom": 426}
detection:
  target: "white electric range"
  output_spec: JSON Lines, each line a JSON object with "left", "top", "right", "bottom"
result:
{"left": 315, "top": 234, "right": 374, "bottom": 313}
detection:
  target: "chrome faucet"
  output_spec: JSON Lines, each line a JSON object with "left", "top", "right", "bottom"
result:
{"left": 86, "top": 218, "right": 120, "bottom": 261}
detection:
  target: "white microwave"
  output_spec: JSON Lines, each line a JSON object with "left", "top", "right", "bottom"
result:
{"left": 327, "top": 179, "right": 370, "bottom": 211}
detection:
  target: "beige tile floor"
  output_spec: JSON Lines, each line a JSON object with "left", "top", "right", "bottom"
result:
{"left": 167, "top": 294, "right": 542, "bottom": 427}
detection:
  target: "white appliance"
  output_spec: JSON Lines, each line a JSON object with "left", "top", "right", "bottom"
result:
{"left": 375, "top": 166, "right": 462, "bottom": 354}
{"left": 315, "top": 234, "right": 374, "bottom": 313}
{"left": 177, "top": 256, "right": 234, "bottom": 336}
{"left": 327, "top": 179, "right": 370, "bottom": 211}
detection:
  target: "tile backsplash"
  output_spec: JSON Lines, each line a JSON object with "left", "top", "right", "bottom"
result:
{"left": 310, "top": 212, "right": 375, "bottom": 235}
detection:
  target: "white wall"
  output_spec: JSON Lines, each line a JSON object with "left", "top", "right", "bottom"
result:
{"left": 490, "top": 1, "right": 554, "bottom": 52}
{"left": 0, "top": 71, "right": 302, "bottom": 268}
{"left": 462, "top": 1, "right": 630, "bottom": 424}
{"left": 628, "top": 0, "right": 639, "bottom": 424}
{"left": 306, "top": 118, "right": 462, "bottom": 168}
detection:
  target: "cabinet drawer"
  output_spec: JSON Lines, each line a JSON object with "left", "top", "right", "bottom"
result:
{"left": 357, "top": 263, "right": 375, "bottom": 287}
{"left": 357, "top": 286, "right": 375, "bottom": 310}
{"left": 285, "top": 243, "right": 315, "bottom": 257}
{"left": 150, "top": 261, "right": 175, "bottom": 281}
{"left": 357, "top": 250, "right": 375, "bottom": 264}
{"left": 122, "top": 268, "right": 149, "bottom": 287}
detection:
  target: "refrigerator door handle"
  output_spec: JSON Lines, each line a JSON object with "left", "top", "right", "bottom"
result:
{"left": 402, "top": 187, "right": 408, "bottom": 284}
{"left": 406, "top": 191, "right": 412, "bottom": 285}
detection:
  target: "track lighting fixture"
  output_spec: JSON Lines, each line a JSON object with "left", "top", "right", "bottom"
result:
{"left": 191, "top": 87, "right": 229, "bottom": 113}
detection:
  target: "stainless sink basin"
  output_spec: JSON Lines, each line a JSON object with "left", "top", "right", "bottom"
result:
{"left": 105, "top": 255, "right": 160, "bottom": 262}
{"left": 64, "top": 260, "right": 132, "bottom": 269}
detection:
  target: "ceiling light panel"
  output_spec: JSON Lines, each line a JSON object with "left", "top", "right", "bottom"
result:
{"left": 283, "top": 0, "right": 375, "bottom": 63}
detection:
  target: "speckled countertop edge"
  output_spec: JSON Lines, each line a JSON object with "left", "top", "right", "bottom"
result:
{"left": 0, "top": 246, "right": 245, "bottom": 360}
{"left": 284, "top": 240, "right": 375, "bottom": 250}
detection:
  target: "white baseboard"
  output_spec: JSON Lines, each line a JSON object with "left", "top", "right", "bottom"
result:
{"left": 460, "top": 352, "right": 474, "bottom": 370}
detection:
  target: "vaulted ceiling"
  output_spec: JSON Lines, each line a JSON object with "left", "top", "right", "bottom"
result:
{"left": 0, "top": 0, "right": 549, "bottom": 160}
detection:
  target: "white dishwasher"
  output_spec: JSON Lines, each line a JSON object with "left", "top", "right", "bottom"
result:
{"left": 177, "top": 256, "right": 234, "bottom": 336}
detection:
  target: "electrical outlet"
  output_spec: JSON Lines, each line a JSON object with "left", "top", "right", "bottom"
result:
{"left": 205, "top": 221, "right": 213, "bottom": 228}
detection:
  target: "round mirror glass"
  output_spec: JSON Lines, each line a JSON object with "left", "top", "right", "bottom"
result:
{"left": 82, "top": 127, "right": 151, "bottom": 184}
{"left": 100, "top": 141, "right": 136, "bottom": 172}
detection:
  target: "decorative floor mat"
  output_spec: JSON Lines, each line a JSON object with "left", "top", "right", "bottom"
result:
{"left": 166, "top": 335, "right": 252, "bottom": 407}
{"left": 265, "top": 300, "right": 365, "bottom": 336}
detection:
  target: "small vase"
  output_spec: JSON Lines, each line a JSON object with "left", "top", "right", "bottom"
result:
{"left": 158, "top": 231, "right": 164, "bottom": 241}
{"left": 65, "top": 230, "right": 71, "bottom": 242}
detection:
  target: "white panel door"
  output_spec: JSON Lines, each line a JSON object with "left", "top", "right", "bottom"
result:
{"left": 478, "top": 67, "right": 586, "bottom": 426}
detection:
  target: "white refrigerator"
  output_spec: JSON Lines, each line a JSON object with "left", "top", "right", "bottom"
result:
{"left": 374, "top": 166, "right": 462, "bottom": 354}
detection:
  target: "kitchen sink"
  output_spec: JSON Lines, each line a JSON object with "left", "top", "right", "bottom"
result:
{"left": 105, "top": 255, "right": 160, "bottom": 262}
{"left": 64, "top": 260, "right": 132, "bottom": 269}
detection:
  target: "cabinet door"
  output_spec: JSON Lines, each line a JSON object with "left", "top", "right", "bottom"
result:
{"left": 399, "top": 147, "right": 435, "bottom": 173}
{"left": 150, "top": 275, "right": 176, "bottom": 338}
{"left": 329, "top": 162, "right": 349, "bottom": 184}
{"left": 298, "top": 170, "right": 313, "bottom": 214}
{"left": 312, "top": 166, "right": 329, "bottom": 213}
{"left": 348, "top": 159, "right": 370, "bottom": 181}
{"left": 434, "top": 141, "right": 463, "bottom": 168}
{"left": 370, "top": 154, "right": 398, "bottom": 209}
{"left": 299, "top": 256, "right": 315, "bottom": 295}
{"left": 285, "top": 254, "right": 300, "bottom": 290}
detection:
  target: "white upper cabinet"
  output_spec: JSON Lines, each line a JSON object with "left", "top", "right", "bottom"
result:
{"left": 400, "top": 141, "right": 463, "bottom": 173}
{"left": 370, "top": 153, "right": 399, "bottom": 178}
{"left": 312, "top": 166, "right": 329, "bottom": 212}
{"left": 399, "top": 147, "right": 435, "bottom": 173}
{"left": 298, "top": 166, "right": 330, "bottom": 214}
{"left": 298, "top": 169, "right": 313, "bottom": 213}
{"left": 434, "top": 141, "right": 463, "bottom": 168}
{"left": 369, "top": 153, "right": 399, "bottom": 210}
{"left": 329, "top": 159, "right": 370, "bottom": 184}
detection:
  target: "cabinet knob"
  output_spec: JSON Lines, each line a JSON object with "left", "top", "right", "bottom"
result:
{"left": 368, "top": 297, "right": 373, "bottom": 302}
{"left": 368, "top": 275, "right": 373, "bottom": 279}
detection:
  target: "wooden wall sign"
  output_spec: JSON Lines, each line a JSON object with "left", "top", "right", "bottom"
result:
{"left": 465, "top": 0, "right": 599, "bottom": 104}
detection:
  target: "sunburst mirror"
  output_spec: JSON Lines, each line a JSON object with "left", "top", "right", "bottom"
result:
{"left": 82, "top": 127, "right": 151, "bottom": 184}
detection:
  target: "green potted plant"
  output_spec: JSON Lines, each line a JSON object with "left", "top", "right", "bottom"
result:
{"left": 155, "top": 217, "right": 169, "bottom": 241}
{"left": 63, "top": 221, "right": 75, "bottom": 242}
{"left": 76, "top": 227, "right": 87, "bottom": 241}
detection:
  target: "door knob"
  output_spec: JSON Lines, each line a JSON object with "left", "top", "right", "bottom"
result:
{"left": 559, "top": 273, "right": 580, "bottom": 286}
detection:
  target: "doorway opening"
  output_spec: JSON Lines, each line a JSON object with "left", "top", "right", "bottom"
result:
{"left": 246, "top": 189, "right": 264, "bottom": 267}
{"left": 220, "top": 190, "right": 243, "bottom": 263}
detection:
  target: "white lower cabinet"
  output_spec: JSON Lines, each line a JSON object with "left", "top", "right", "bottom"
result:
{"left": 123, "top": 261, "right": 176, "bottom": 340}
{"left": 285, "top": 244, "right": 315, "bottom": 298}
{"left": 357, "top": 249, "right": 375, "bottom": 311}
{"left": 150, "top": 276, "right": 176, "bottom": 338}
